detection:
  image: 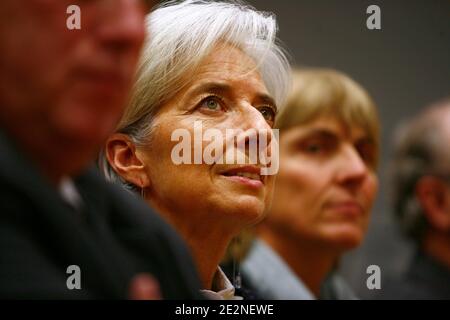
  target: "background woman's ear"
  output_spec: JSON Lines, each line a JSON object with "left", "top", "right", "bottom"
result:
{"left": 105, "top": 133, "right": 151, "bottom": 189}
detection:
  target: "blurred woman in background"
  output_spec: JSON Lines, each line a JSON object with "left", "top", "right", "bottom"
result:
{"left": 241, "top": 69, "right": 380, "bottom": 299}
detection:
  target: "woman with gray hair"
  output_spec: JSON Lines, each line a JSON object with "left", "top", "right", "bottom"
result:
{"left": 100, "top": 0, "right": 290, "bottom": 299}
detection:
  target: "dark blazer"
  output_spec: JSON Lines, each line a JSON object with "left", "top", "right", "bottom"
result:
{"left": 0, "top": 131, "right": 202, "bottom": 299}
{"left": 376, "top": 250, "right": 450, "bottom": 300}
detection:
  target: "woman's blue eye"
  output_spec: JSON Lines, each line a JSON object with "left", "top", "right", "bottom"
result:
{"left": 202, "top": 97, "right": 221, "bottom": 111}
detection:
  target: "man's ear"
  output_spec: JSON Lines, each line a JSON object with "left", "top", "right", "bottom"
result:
{"left": 416, "top": 175, "right": 450, "bottom": 232}
{"left": 105, "top": 133, "right": 150, "bottom": 189}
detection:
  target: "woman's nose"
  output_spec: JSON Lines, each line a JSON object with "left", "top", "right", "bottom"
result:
{"left": 230, "top": 104, "right": 275, "bottom": 164}
{"left": 336, "top": 145, "right": 369, "bottom": 190}
{"left": 240, "top": 104, "right": 273, "bottom": 131}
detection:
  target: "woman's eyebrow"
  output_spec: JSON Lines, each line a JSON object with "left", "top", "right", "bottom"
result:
{"left": 188, "top": 82, "right": 232, "bottom": 97}
{"left": 301, "top": 128, "right": 339, "bottom": 140}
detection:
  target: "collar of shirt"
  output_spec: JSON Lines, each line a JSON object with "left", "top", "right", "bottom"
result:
{"left": 241, "top": 238, "right": 315, "bottom": 300}
{"left": 242, "top": 239, "right": 358, "bottom": 300}
{"left": 201, "top": 267, "right": 243, "bottom": 300}
{"left": 59, "top": 176, "right": 83, "bottom": 211}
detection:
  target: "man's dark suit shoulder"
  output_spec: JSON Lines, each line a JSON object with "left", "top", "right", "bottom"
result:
{"left": 84, "top": 171, "right": 203, "bottom": 299}
{"left": 0, "top": 132, "right": 202, "bottom": 299}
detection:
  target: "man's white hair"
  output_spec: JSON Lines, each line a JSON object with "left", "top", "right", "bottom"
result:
{"left": 101, "top": 0, "right": 291, "bottom": 190}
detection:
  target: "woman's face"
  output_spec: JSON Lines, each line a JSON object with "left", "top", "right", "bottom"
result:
{"left": 139, "top": 44, "right": 277, "bottom": 232}
{"left": 267, "top": 116, "right": 378, "bottom": 250}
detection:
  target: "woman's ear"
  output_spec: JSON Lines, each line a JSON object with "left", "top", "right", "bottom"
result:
{"left": 105, "top": 133, "right": 151, "bottom": 189}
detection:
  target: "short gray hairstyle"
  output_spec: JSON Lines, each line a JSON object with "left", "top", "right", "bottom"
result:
{"left": 390, "top": 99, "right": 450, "bottom": 242}
{"left": 99, "top": 0, "right": 291, "bottom": 192}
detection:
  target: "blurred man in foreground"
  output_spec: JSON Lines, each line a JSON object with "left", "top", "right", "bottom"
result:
{"left": 0, "top": 0, "right": 201, "bottom": 299}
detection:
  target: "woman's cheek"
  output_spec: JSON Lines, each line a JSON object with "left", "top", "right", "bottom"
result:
{"left": 365, "top": 173, "right": 379, "bottom": 208}
{"left": 264, "top": 176, "right": 276, "bottom": 208}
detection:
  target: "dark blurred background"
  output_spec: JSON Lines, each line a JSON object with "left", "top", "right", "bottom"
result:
{"left": 245, "top": 0, "right": 450, "bottom": 298}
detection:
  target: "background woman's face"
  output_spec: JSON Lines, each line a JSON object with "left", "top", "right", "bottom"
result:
{"left": 267, "top": 116, "right": 378, "bottom": 250}
{"left": 140, "top": 44, "right": 277, "bottom": 231}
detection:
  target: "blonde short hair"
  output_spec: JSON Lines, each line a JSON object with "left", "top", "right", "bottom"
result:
{"left": 275, "top": 68, "right": 380, "bottom": 166}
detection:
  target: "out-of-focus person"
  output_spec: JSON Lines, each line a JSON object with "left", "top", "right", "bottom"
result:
{"left": 100, "top": 0, "right": 290, "bottom": 299}
{"left": 379, "top": 98, "right": 450, "bottom": 299}
{"left": 240, "top": 69, "right": 380, "bottom": 299}
{"left": 0, "top": 0, "right": 201, "bottom": 299}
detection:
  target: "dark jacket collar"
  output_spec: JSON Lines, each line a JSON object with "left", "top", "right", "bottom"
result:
{"left": 0, "top": 129, "right": 131, "bottom": 298}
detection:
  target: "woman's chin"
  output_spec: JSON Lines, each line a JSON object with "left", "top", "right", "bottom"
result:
{"left": 329, "top": 230, "right": 364, "bottom": 250}
{"left": 319, "top": 224, "right": 365, "bottom": 250}
{"left": 227, "top": 195, "right": 267, "bottom": 225}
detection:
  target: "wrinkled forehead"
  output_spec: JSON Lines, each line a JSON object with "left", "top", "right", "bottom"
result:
{"left": 167, "top": 42, "right": 273, "bottom": 106}
{"left": 190, "top": 43, "right": 263, "bottom": 84}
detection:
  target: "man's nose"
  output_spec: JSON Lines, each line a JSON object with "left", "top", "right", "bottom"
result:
{"left": 97, "top": 0, "right": 147, "bottom": 55}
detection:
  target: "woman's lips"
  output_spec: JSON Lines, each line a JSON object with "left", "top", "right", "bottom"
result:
{"left": 221, "top": 174, "right": 264, "bottom": 188}
{"left": 219, "top": 165, "right": 265, "bottom": 188}
{"left": 324, "top": 201, "right": 364, "bottom": 218}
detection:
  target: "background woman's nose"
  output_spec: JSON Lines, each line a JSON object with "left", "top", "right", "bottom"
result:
{"left": 336, "top": 145, "right": 369, "bottom": 190}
